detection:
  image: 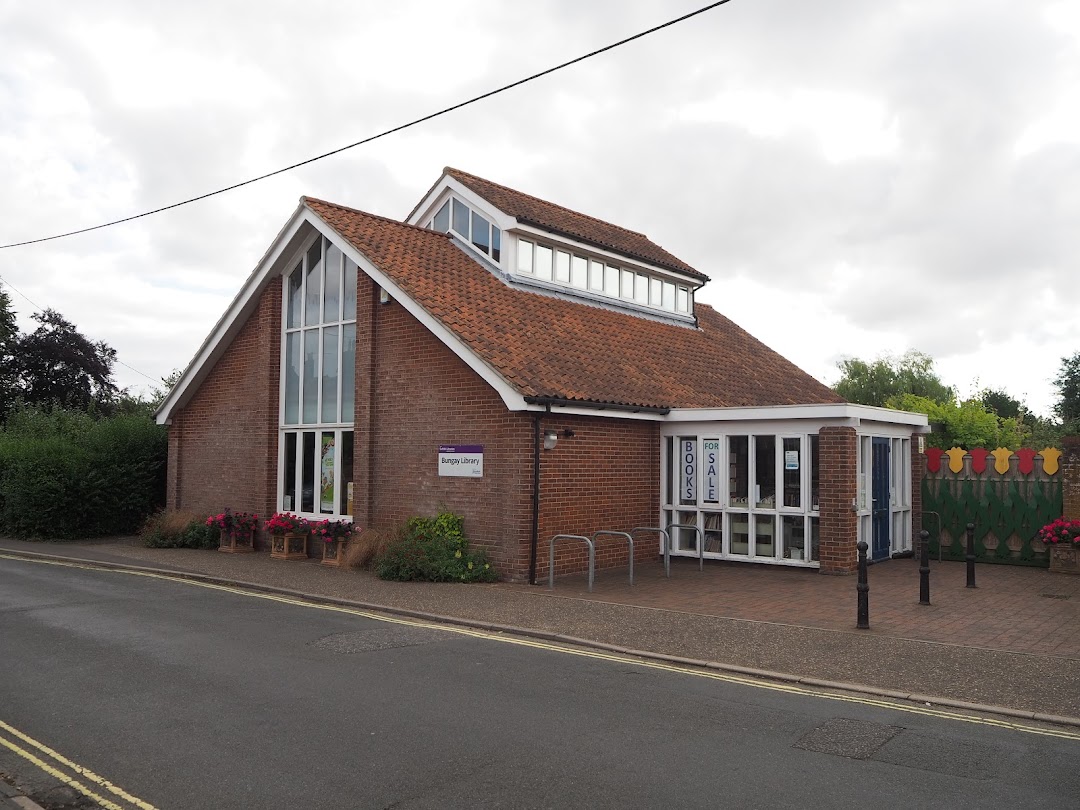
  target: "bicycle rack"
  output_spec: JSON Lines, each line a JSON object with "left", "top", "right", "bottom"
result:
{"left": 666, "top": 523, "right": 704, "bottom": 571}
{"left": 592, "top": 531, "right": 634, "bottom": 586}
{"left": 631, "top": 527, "right": 671, "bottom": 578}
{"left": 549, "top": 534, "right": 595, "bottom": 592}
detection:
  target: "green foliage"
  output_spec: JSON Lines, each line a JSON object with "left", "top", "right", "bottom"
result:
{"left": 834, "top": 350, "right": 954, "bottom": 408}
{"left": 978, "top": 387, "right": 1026, "bottom": 421}
{"left": 8, "top": 309, "right": 117, "bottom": 413}
{"left": 1053, "top": 352, "right": 1080, "bottom": 424}
{"left": 887, "top": 393, "right": 1026, "bottom": 450}
{"left": 0, "top": 405, "right": 167, "bottom": 539}
{"left": 375, "top": 511, "right": 497, "bottom": 583}
{"left": 140, "top": 510, "right": 218, "bottom": 549}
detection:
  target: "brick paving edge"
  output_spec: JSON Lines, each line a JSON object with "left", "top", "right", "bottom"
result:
{"left": 4, "top": 548, "right": 1079, "bottom": 731}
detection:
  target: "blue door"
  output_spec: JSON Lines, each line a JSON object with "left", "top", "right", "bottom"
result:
{"left": 871, "top": 438, "right": 891, "bottom": 560}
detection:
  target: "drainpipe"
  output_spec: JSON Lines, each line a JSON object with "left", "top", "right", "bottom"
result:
{"left": 528, "top": 410, "right": 544, "bottom": 585}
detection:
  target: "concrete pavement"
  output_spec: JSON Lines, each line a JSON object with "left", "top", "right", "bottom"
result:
{"left": 1, "top": 537, "right": 1078, "bottom": 724}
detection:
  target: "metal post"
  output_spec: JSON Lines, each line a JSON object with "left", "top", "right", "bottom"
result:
{"left": 965, "top": 522, "right": 976, "bottom": 588}
{"left": 919, "top": 529, "right": 930, "bottom": 606}
{"left": 856, "top": 540, "right": 869, "bottom": 629}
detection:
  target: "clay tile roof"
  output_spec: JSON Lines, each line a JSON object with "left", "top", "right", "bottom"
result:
{"left": 306, "top": 197, "right": 843, "bottom": 410}
{"left": 441, "top": 167, "right": 707, "bottom": 282}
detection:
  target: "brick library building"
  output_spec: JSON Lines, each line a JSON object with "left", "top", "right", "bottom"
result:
{"left": 156, "top": 167, "right": 927, "bottom": 583}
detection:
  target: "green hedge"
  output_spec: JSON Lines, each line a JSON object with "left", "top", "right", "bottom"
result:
{"left": 0, "top": 406, "right": 168, "bottom": 539}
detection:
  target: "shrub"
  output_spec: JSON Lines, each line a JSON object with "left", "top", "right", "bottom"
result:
{"left": 375, "top": 511, "right": 497, "bottom": 583}
{"left": 0, "top": 405, "right": 167, "bottom": 539}
{"left": 140, "top": 510, "right": 218, "bottom": 549}
{"left": 343, "top": 527, "right": 391, "bottom": 569}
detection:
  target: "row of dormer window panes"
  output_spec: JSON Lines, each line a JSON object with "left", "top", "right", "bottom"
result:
{"left": 516, "top": 237, "right": 691, "bottom": 314}
{"left": 430, "top": 197, "right": 501, "bottom": 262}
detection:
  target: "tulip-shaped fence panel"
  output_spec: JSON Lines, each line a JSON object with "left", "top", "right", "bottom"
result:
{"left": 922, "top": 447, "right": 1062, "bottom": 567}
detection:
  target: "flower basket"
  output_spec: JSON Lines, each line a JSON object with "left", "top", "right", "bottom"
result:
{"left": 1049, "top": 544, "right": 1080, "bottom": 575}
{"left": 314, "top": 519, "right": 354, "bottom": 568}
{"left": 208, "top": 509, "right": 258, "bottom": 554}
{"left": 221, "top": 528, "right": 255, "bottom": 554}
{"left": 267, "top": 513, "right": 310, "bottom": 561}
{"left": 1037, "top": 519, "right": 1080, "bottom": 574}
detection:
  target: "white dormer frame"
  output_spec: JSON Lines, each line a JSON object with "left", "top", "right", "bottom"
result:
{"left": 407, "top": 172, "right": 704, "bottom": 322}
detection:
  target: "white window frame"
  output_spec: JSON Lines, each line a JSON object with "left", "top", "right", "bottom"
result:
{"left": 278, "top": 233, "right": 357, "bottom": 520}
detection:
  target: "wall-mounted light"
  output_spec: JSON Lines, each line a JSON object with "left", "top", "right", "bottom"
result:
{"left": 542, "top": 428, "right": 575, "bottom": 451}
{"left": 379, "top": 287, "right": 391, "bottom": 304}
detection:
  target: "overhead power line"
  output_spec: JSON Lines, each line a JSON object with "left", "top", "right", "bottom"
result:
{"left": 0, "top": 0, "right": 734, "bottom": 250}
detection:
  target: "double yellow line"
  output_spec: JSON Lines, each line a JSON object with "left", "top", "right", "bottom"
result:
{"left": 0, "top": 718, "right": 157, "bottom": 810}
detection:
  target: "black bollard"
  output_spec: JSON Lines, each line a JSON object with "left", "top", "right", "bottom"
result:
{"left": 965, "top": 522, "right": 976, "bottom": 589}
{"left": 919, "top": 529, "right": 931, "bottom": 605}
{"left": 857, "top": 540, "right": 869, "bottom": 629}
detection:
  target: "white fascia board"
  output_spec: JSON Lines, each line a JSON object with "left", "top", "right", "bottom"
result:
{"left": 307, "top": 209, "right": 530, "bottom": 413}
{"left": 510, "top": 222, "right": 703, "bottom": 287}
{"left": 664, "top": 403, "right": 929, "bottom": 427}
{"left": 155, "top": 200, "right": 313, "bottom": 424}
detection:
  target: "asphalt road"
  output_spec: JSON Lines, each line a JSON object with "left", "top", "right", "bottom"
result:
{"left": 1, "top": 557, "right": 1077, "bottom": 810}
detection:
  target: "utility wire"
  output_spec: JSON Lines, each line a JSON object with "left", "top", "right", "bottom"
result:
{"left": 0, "top": 275, "right": 163, "bottom": 384}
{"left": 1, "top": 0, "right": 734, "bottom": 250}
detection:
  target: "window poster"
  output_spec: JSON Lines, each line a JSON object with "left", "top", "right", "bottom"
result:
{"left": 785, "top": 450, "right": 799, "bottom": 470}
{"left": 681, "top": 438, "right": 696, "bottom": 504}
{"left": 320, "top": 434, "right": 335, "bottom": 512}
{"left": 703, "top": 439, "right": 719, "bottom": 503}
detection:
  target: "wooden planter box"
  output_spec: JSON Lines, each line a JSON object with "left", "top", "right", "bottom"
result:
{"left": 270, "top": 532, "right": 309, "bottom": 561}
{"left": 219, "top": 529, "right": 255, "bottom": 554}
{"left": 1049, "top": 544, "right": 1080, "bottom": 575}
{"left": 322, "top": 539, "right": 347, "bottom": 567}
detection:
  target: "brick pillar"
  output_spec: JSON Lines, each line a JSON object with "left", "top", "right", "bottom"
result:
{"left": 818, "top": 426, "right": 858, "bottom": 573}
{"left": 1063, "top": 436, "right": 1080, "bottom": 520}
{"left": 911, "top": 432, "right": 926, "bottom": 555}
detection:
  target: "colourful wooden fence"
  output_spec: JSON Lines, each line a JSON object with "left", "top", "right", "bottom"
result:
{"left": 922, "top": 447, "right": 1062, "bottom": 567}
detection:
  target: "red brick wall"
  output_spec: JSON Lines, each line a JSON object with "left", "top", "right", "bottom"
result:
{"left": 166, "top": 284, "right": 281, "bottom": 542}
{"left": 818, "top": 426, "right": 858, "bottom": 573}
{"left": 365, "top": 287, "right": 535, "bottom": 581}
{"left": 167, "top": 268, "right": 662, "bottom": 582}
{"left": 535, "top": 415, "right": 660, "bottom": 581}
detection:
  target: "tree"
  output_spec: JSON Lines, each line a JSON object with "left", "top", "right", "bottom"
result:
{"left": 0, "top": 286, "right": 16, "bottom": 349}
{"left": 1052, "top": 351, "right": 1080, "bottom": 425}
{"left": 10, "top": 309, "right": 117, "bottom": 411}
{"left": 833, "top": 350, "right": 954, "bottom": 407}
{"left": 978, "top": 387, "right": 1026, "bottom": 422}
{"left": 888, "top": 393, "right": 1025, "bottom": 450}
{"left": 0, "top": 288, "right": 18, "bottom": 417}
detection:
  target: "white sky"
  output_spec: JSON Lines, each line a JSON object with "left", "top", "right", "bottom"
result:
{"left": 2, "top": 0, "right": 1078, "bottom": 415}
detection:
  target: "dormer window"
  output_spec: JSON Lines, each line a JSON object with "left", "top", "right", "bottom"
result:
{"left": 516, "top": 236, "right": 693, "bottom": 315}
{"left": 429, "top": 196, "right": 501, "bottom": 262}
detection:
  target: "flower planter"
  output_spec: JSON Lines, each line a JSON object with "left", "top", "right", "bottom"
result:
{"left": 321, "top": 539, "right": 346, "bottom": 567}
{"left": 219, "top": 528, "right": 255, "bottom": 554}
{"left": 1048, "top": 544, "right": 1080, "bottom": 575}
{"left": 270, "top": 532, "right": 308, "bottom": 561}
